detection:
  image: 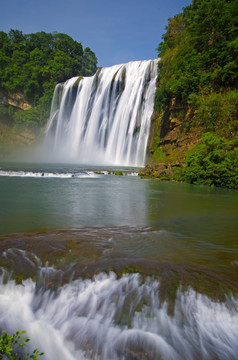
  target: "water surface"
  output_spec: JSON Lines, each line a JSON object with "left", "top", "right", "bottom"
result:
{"left": 0, "top": 162, "right": 238, "bottom": 359}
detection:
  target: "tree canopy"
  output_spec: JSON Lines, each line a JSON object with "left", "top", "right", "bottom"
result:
{"left": 156, "top": 0, "right": 238, "bottom": 107}
{"left": 151, "top": 0, "right": 238, "bottom": 188}
{"left": 0, "top": 30, "right": 97, "bottom": 105}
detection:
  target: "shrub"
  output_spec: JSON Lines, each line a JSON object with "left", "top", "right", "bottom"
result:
{"left": 0, "top": 330, "right": 44, "bottom": 360}
{"left": 182, "top": 132, "right": 238, "bottom": 188}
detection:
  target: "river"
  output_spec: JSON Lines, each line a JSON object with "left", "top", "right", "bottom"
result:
{"left": 0, "top": 162, "right": 238, "bottom": 359}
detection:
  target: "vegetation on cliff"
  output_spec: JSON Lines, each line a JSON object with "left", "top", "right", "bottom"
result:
{"left": 0, "top": 29, "right": 97, "bottom": 128}
{"left": 145, "top": 0, "right": 238, "bottom": 188}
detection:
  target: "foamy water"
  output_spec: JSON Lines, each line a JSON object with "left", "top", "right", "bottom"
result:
{"left": 0, "top": 270, "right": 237, "bottom": 360}
{"left": 0, "top": 169, "right": 138, "bottom": 178}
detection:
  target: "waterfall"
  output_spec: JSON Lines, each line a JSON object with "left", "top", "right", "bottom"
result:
{"left": 44, "top": 59, "right": 158, "bottom": 167}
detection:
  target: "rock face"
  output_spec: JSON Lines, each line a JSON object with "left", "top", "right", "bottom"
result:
{"left": 0, "top": 90, "right": 36, "bottom": 159}
{"left": 0, "top": 90, "right": 31, "bottom": 111}
{"left": 140, "top": 98, "right": 202, "bottom": 179}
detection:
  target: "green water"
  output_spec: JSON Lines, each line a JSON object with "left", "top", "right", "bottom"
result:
{"left": 0, "top": 163, "right": 238, "bottom": 359}
{"left": 0, "top": 163, "right": 237, "bottom": 282}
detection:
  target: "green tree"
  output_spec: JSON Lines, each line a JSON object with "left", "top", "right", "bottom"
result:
{"left": 83, "top": 47, "right": 98, "bottom": 76}
{"left": 151, "top": 0, "right": 238, "bottom": 188}
{"left": 0, "top": 330, "right": 44, "bottom": 360}
{"left": 0, "top": 29, "right": 98, "bottom": 128}
{"left": 0, "top": 30, "right": 97, "bottom": 102}
{"left": 156, "top": 0, "right": 238, "bottom": 108}
{"left": 183, "top": 133, "right": 238, "bottom": 188}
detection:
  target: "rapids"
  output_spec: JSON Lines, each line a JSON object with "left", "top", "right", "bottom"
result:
{"left": 0, "top": 268, "right": 237, "bottom": 360}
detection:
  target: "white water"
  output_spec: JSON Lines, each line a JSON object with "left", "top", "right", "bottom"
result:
{"left": 44, "top": 60, "right": 157, "bottom": 167}
{"left": 0, "top": 269, "right": 237, "bottom": 360}
{"left": 0, "top": 170, "right": 95, "bottom": 178}
{"left": 0, "top": 169, "right": 138, "bottom": 178}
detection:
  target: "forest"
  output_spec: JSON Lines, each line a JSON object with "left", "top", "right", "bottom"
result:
{"left": 146, "top": 0, "right": 238, "bottom": 188}
{"left": 0, "top": 30, "right": 97, "bottom": 127}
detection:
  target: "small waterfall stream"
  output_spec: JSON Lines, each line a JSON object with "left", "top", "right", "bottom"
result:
{"left": 0, "top": 267, "right": 238, "bottom": 360}
{"left": 44, "top": 60, "right": 157, "bottom": 166}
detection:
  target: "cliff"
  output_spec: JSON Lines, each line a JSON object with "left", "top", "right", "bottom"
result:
{"left": 140, "top": 99, "right": 201, "bottom": 178}
{"left": 140, "top": 0, "right": 238, "bottom": 189}
{"left": 0, "top": 91, "right": 38, "bottom": 159}
{"left": 0, "top": 90, "right": 31, "bottom": 111}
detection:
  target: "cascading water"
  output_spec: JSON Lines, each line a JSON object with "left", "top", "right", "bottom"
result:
{"left": 0, "top": 268, "right": 238, "bottom": 360}
{"left": 44, "top": 60, "right": 158, "bottom": 166}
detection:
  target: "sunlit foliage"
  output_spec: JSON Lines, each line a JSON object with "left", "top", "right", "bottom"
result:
{"left": 153, "top": 0, "right": 238, "bottom": 188}
{"left": 0, "top": 30, "right": 97, "bottom": 127}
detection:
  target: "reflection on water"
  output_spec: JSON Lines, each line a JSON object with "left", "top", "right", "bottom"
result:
{"left": 0, "top": 165, "right": 238, "bottom": 283}
{"left": 0, "top": 164, "right": 238, "bottom": 241}
{"left": 0, "top": 169, "right": 148, "bottom": 233}
{"left": 146, "top": 180, "right": 238, "bottom": 245}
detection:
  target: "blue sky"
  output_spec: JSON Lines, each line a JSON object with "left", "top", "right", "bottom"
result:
{"left": 1, "top": 0, "right": 192, "bottom": 67}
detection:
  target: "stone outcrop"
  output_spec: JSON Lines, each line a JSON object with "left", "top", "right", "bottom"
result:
{"left": 147, "top": 99, "right": 201, "bottom": 166}
{"left": 0, "top": 90, "right": 31, "bottom": 111}
{"left": 0, "top": 90, "right": 36, "bottom": 159}
{"left": 141, "top": 98, "right": 203, "bottom": 179}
